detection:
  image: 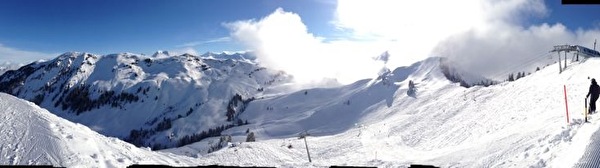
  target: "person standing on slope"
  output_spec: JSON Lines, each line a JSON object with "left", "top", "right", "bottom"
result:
{"left": 587, "top": 78, "right": 600, "bottom": 114}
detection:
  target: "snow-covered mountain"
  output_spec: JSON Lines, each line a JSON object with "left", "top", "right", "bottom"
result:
{"left": 0, "top": 92, "right": 199, "bottom": 167}
{"left": 4, "top": 50, "right": 600, "bottom": 167}
{"left": 151, "top": 50, "right": 255, "bottom": 61}
{"left": 0, "top": 52, "right": 291, "bottom": 149}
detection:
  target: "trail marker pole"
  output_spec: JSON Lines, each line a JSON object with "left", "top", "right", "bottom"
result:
{"left": 564, "top": 85, "right": 569, "bottom": 124}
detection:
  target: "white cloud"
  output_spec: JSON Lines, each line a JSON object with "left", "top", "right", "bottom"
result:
{"left": 170, "top": 47, "right": 199, "bottom": 56}
{"left": 333, "top": 0, "right": 489, "bottom": 68}
{"left": 334, "top": 0, "right": 600, "bottom": 81}
{"left": 432, "top": 0, "right": 600, "bottom": 80}
{"left": 222, "top": 1, "right": 499, "bottom": 84}
{"left": 0, "top": 44, "right": 57, "bottom": 64}
{"left": 224, "top": 8, "right": 383, "bottom": 84}
{"left": 435, "top": 23, "right": 600, "bottom": 80}
{"left": 224, "top": 0, "right": 600, "bottom": 84}
{"left": 178, "top": 37, "right": 231, "bottom": 48}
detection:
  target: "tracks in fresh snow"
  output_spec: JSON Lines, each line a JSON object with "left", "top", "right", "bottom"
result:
{"left": 0, "top": 99, "right": 64, "bottom": 165}
{"left": 576, "top": 126, "right": 600, "bottom": 168}
{"left": 0, "top": 93, "right": 202, "bottom": 166}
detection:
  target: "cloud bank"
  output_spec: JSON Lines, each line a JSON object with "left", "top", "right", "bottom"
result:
{"left": 225, "top": 0, "right": 600, "bottom": 84}
{"left": 434, "top": 22, "right": 600, "bottom": 80}
{"left": 334, "top": 0, "right": 487, "bottom": 66}
{"left": 169, "top": 47, "right": 199, "bottom": 56}
{"left": 433, "top": 0, "right": 600, "bottom": 80}
{"left": 225, "top": 8, "right": 383, "bottom": 84}
{"left": 0, "top": 44, "right": 57, "bottom": 64}
{"left": 177, "top": 37, "right": 231, "bottom": 48}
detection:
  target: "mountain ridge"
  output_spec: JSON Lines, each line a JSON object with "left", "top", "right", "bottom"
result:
{"left": 0, "top": 51, "right": 291, "bottom": 149}
{"left": 0, "top": 51, "right": 495, "bottom": 150}
{"left": 2, "top": 51, "right": 597, "bottom": 167}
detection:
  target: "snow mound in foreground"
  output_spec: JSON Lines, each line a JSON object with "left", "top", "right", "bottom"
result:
{"left": 0, "top": 93, "right": 198, "bottom": 167}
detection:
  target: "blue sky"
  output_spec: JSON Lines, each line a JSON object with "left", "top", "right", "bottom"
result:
{"left": 0, "top": 0, "right": 336, "bottom": 56}
{"left": 533, "top": 0, "right": 600, "bottom": 30}
{"left": 0, "top": 0, "right": 599, "bottom": 69}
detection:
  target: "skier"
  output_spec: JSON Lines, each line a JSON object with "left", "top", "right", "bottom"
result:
{"left": 586, "top": 78, "right": 600, "bottom": 114}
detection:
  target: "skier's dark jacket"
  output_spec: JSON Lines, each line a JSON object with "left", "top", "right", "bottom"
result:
{"left": 588, "top": 79, "right": 600, "bottom": 99}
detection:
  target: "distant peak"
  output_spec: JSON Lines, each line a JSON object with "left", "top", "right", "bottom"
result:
{"left": 200, "top": 51, "right": 218, "bottom": 57}
{"left": 59, "top": 51, "right": 81, "bottom": 57}
{"left": 152, "top": 50, "right": 171, "bottom": 58}
{"left": 373, "top": 51, "right": 390, "bottom": 64}
{"left": 200, "top": 51, "right": 255, "bottom": 61}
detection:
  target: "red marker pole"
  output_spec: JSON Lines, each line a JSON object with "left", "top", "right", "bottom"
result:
{"left": 564, "top": 85, "right": 569, "bottom": 124}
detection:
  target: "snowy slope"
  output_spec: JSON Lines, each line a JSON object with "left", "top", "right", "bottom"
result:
{"left": 0, "top": 52, "right": 291, "bottom": 149}
{"left": 0, "top": 93, "right": 200, "bottom": 167}
{"left": 4, "top": 49, "right": 600, "bottom": 167}
{"left": 162, "top": 57, "right": 600, "bottom": 167}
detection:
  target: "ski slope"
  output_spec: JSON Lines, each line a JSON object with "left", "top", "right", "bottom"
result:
{"left": 3, "top": 55, "right": 600, "bottom": 167}
{"left": 0, "top": 93, "right": 200, "bottom": 167}
{"left": 165, "top": 57, "right": 600, "bottom": 167}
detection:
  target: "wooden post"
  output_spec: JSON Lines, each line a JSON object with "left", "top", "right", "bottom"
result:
{"left": 585, "top": 97, "right": 588, "bottom": 122}
{"left": 299, "top": 131, "right": 311, "bottom": 162}
{"left": 564, "top": 85, "right": 569, "bottom": 124}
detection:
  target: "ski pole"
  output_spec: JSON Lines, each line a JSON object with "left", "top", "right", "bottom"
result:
{"left": 585, "top": 97, "right": 588, "bottom": 122}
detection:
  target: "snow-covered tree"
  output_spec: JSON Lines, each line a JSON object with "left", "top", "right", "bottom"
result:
{"left": 246, "top": 132, "right": 256, "bottom": 142}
